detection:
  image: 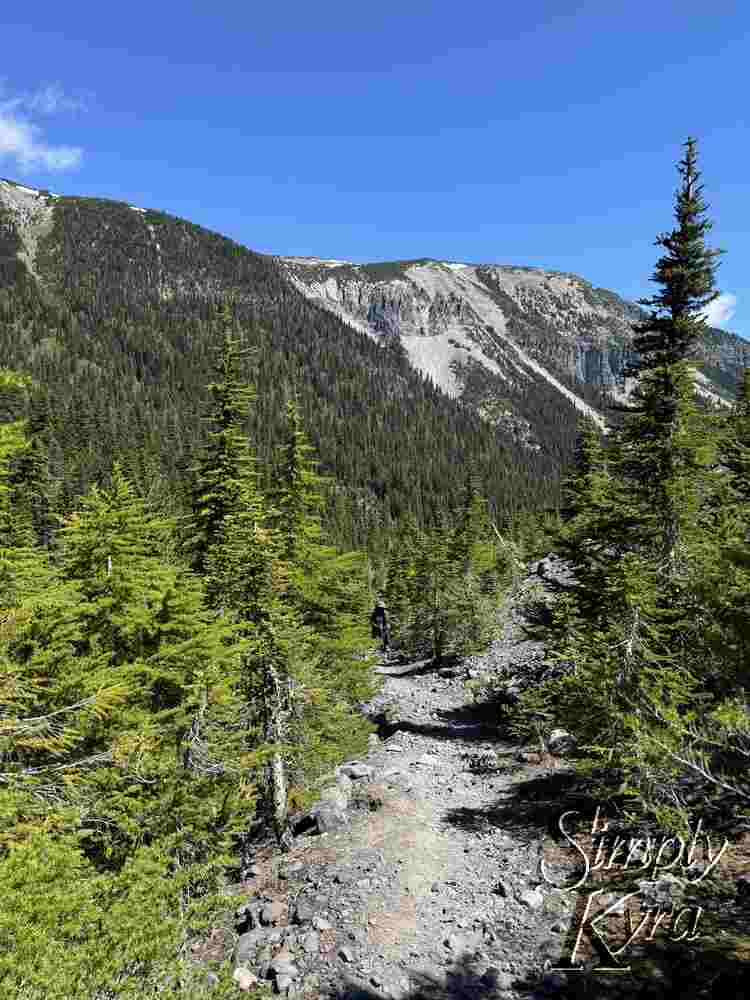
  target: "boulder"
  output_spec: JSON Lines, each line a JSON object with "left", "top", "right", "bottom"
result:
{"left": 310, "top": 799, "right": 349, "bottom": 834}
{"left": 269, "top": 958, "right": 299, "bottom": 978}
{"left": 235, "top": 929, "right": 269, "bottom": 964}
{"left": 302, "top": 930, "right": 320, "bottom": 954}
{"left": 338, "top": 762, "right": 374, "bottom": 780}
{"left": 518, "top": 887, "right": 545, "bottom": 909}
{"left": 292, "top": 899, "right": 315, "bottom": 925}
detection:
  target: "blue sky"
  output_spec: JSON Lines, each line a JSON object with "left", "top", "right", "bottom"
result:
{"left": 1, "top": 2, "right": 748, "bottom": 335}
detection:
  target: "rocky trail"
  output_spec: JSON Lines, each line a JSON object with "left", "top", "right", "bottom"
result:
{"left": 222, "top": 562, "right": 589, "bottom": 1000}
{"left": 219, "top": 559, "right": 749, "bottom": 1000}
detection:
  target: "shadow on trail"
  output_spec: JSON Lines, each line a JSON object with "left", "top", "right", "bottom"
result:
{"left": 443, "top": 769, "right": 595, "bottom": 840}
{"left": 375, "top": 657, "right": 444, "bottom": 678}
{"left": 369, "top": 692, "right": 509, "bottom": 745}
{"left": 372, "top": 717, "right": 507, "bottom": 744}
{"left": 329, "top": 953, "right": 530, "bottom": 1000}
{"left": 375, "top": 654, "right": 464, "bottom": 679}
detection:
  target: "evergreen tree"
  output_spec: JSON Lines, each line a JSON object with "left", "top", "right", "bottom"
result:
{"left": 184, "top": 309, "right": 258, "bottom": 578}
{"left": 264, "top": 398, "right": 374, "bottom": 816}
{"left": 625, "top": 136, "right": 724, "bottom": 573}
{"left": 629, "top": 137, "right": 723, "bottom": 375}
{"left": 55, "top": 464, "right": 250, "bottom": 870}
{"left": 8, "top": 386, "right": 56, "bottom": 550}
{"left": 513, "top": 140, "right": 731, "bottom": 824}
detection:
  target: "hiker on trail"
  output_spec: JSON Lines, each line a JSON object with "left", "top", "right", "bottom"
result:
{"left": 370, "top": 598, "right": 390, "bottom": 653}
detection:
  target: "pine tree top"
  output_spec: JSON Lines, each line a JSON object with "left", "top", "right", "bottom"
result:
{"left": 629, "top": 137, "right": 724, "bottom": 374}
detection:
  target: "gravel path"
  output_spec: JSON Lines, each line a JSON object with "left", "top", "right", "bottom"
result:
{"left": 228, "top": 564, "right": 581, "bottom": 999}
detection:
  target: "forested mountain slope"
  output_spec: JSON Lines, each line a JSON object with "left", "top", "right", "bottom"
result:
{"left": 1, "top": 176, "right": 746, "bottom": 541}
{"left": 0, "top": 178, "right": 575, "bottom": 542}
{"left": 282, "top": 255, "right": 749, "bottom": 443}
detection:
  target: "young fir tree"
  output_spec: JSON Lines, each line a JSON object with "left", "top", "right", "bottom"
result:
{"left": 8, "top": 385, "right": 56, "bottom": 550}
{"left": 55, "top": 464, "right": 251, "bottom": 870}
{"left": 696, "top": 369, "right": 750, "bottom": 695}
{"left": 625, "top": 135, "right": 724, "bottom": 574}
{"left": 1, "top": 462, "right": 247, "bottom": 998}
{"left": 265, "top": 398, "right": 374, "bottom": 809}
{"left": 445, "top": 470, "right": 507, "bottom": 654}
{"left": 514, "top": 140, "right": 728, "bottom": 819}
{"left": 184, "top": 308, "right": 257, "bottom": 578}
{"left": 184, "top": 329, "right": 286, "bottom": 846}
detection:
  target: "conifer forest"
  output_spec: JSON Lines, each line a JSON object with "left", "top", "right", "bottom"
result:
{"left": 1, "top": 138, "right": 749, "bottom": 997}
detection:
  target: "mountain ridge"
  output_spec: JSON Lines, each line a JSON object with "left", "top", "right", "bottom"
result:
{"left": 1, "top": 174, "right": 747, "bottom": 538}
{"left": 0, "top": 177, "right": 564, "bottom": 540}
{"left": 279, "top": 254, "right": 746, "bottom": 432}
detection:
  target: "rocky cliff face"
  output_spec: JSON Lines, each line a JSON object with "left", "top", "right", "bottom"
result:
{"left": 280, "top": 256, "right": 749, "bottom": 435}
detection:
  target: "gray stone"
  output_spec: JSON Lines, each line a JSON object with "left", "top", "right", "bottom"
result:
{"left": 339, "top": 762, "right": 374, "bottom": 780}
{"left": 269, "top": 958, "right": 299, "bottom": 978}
{"left": 312, "top": 915, "right": 332, "bottom": 931}
{"left": 292, "top": 899, "right": 315, "bottom": 924}
{"left": 519, "top": 888, "right": 545, "bottom": 909}
{"left": 275, "top": 974, "right": 293, "bottom": 994}
{"left": 302, "top": 930, "right": 320, "bottom": 954}
{"left": 235, "top": 929, "right": 268, "bottom": 964}
{"left": 339, "top": 946, "right": 356, "bottom": 962}
{"left": 444, "top": 933, "right": 468, "bottom": 952}
{"left": 311, "top": 800, "right": 350, "bottom": 834}
{"left": 547, "top": 728, "right": 577, "bottom": 755}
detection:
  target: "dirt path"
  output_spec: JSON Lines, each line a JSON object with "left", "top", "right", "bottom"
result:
{"left": 221, "top": 560, "right": 750, "bottom": 1000}
{"left": 229, "top": 606, "right": 579, "bottom": 1000}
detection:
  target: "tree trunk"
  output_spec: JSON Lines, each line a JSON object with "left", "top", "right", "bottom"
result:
{"left": 182, "top": 685, "right": 208, "bottom": 772}
{"left": 264, "top": 659, "right": 291, "bottom": 851}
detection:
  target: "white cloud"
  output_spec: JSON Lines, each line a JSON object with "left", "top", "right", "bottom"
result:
{"left": 0, "top": 82, "right": 84, "bottom": 173}
{"left": 702, "top": 292, "right": 737, "bottom": 328}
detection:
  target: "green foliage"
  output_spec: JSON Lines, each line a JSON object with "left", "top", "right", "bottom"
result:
{"left": 0, "top": 835, "right": 239, "bottom": 999}
{"left": 510, "top": 139, "right": 750, "bottom": 828}
{"left": 0, "top": 190, "right": 564, "bottom": 555}
{"left": 383, "top": 479, "right": 518, "bottom": 661}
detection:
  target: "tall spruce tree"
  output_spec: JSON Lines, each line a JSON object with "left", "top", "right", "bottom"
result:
{"left": 514, "top": 140, "right": 731, "bottom": 821}
{"left": 184, "top": 307, "right": 258, "bottom": 578}
{"left": 625, "top": 136, "right": 724, "bottom": 573}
